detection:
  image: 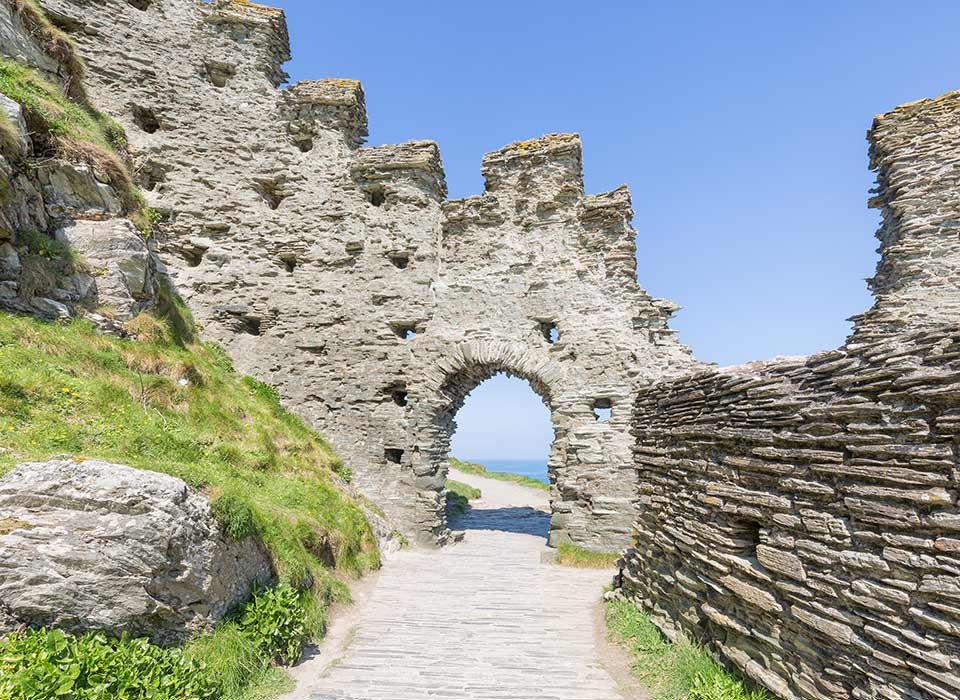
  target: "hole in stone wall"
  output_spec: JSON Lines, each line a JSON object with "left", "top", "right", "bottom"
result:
{"left": 137, "top": 160, "right": 170, "bottom": 192}
{"left": 279, "top": 253, "right": 297, "bottom": 273}
{"left": 295, "top": 137, "right": 314, "bottom": 153}
{"left": 181, "top": 249, "right": 204, "bottom": 268}
{"left": 592, "top": 399, "right": 612, "bottom": 422}
{"left": 368, "top": 187, "right": 386, "bottom": 207}
{"left": 384, "top": 448, "right": 404, "bottom": 464}
{"left": 253, "top": 178, "right": 291, "bottom": 211}
{"left": 132, "top": 105, "right": 161, "bottom": 133}
{"left": 204, "top": 60, "right": 236, "bottom": 88}
{"left": 392, "top": 390, "right": 409, "bottom": 406}
{"left": 243, "top": 317, "right": 261, "bottom": 336}
{"left": 539, "top": 321, "right": 559, "bottom": 344}
{"left": 389, "top": 253, "right": 410, "bottom": 269}
{"left": 730, "top": 518, "right": 762, "bottom": 558}
{"left": 392, "top": 323, "right": 417, "bottom": 340}
{"left": 126, "top": 0, "right": 151, "bottom": 9}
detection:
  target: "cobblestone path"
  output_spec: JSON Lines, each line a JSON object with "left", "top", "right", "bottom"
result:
{"left": 284, "top": 469, "right": 621, "bottom": 700}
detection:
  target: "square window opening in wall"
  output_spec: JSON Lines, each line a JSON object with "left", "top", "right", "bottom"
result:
{"left": 539, "top": 321, "right": 559, "bottom": 344}
{"left": 243, "top": 317, "right": 261, "bottom": 336}
{"left": 368, "top": 187, "right": 386, "bottom": 207}
{"left": 389, "top": 253, "right": 410, "bottom": 269}
{"left": 392, "top": 390, "right": 408, "bottom": 407}
{"left": 385, "top": 448, "right": 404, "bottom": 464}
{"left": 593, "top": 398, "right": 612, "bottom": 422}
{"left": 730, "top": 518, "right": 762, "bottom": 558}
{"left": 392, "top": 323, "right": 417, "bottom": 340}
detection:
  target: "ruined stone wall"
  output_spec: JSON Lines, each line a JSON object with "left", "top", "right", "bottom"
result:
{"left": 621, "top": 91, "right": 960, "bottom": 699}
{"left": 38, "top": 0, "right": 697, "bottom": 548}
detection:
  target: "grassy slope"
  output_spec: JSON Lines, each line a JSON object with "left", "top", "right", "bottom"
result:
{"left": 555, "top": 541, "right": 620, "bottom": 569}
{"left": 444, "top": 477, "right": 481, "bottom": 516}
{"left": 448, "top": 456, "right": 549, "bottom": 492}
{"left": 605, "top": 598, "right": 768, "bottom": 700}
{"left": 0, "top": 311, "right": 379, "bottom": 616}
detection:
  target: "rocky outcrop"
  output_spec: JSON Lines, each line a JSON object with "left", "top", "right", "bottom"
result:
{"left": 0, "top": 0, "right": 158, "bottom": 323}
{"left": 0, "top": 459, "right": 272, "bottom": 644}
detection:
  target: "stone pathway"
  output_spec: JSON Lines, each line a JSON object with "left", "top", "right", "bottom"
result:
{"left": 284, "top": 469, "right": 622, "bottom": 700}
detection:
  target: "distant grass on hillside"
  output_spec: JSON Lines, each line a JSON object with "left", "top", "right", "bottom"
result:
{"left": 605, "top": 598, "right": 768, "bottom": 700}
{"left": 448, "top": 457, "right": 549, "bottom": 491}
{"left": 445, "top": 478, "right": 481, "bottom": 516}
{"left": 555, "top": 541, "right": 620, "bottom": 569}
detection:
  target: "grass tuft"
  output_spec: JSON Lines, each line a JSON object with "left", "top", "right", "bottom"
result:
{"left": 448, "top": 456, "right": 549, "bottom": 491}
{"left": 605, "top": 598, "right": 769, "bottom": 700}
{"left": 555, "top": 541, "right": 619, "bottom": 569}
{"left": 444, "top": 478, "right": 480, "bottom": 516}
{"left": 6, "top": 0, "right": 87, "bottom": 99}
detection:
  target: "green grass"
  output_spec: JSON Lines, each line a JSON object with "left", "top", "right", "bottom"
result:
{"left": 0, "top": 309, "right": 382, "bottom": 696}
{"left": 555, "top": 541, "right": 620, "bottom": 569}
{"left": 445, "top": 478, "right": 481, "bottom": 516}
{"left": 0, "top": 309, "right": 380, "bottom": 608}
{"left": 0, "top": 57, "right": 143, "bottom": 220}
{"left": 605, "top": 598, "right": 768, "bottom": 700}
{"left": 448, "top": 457, "right": 549, "bottom": 491}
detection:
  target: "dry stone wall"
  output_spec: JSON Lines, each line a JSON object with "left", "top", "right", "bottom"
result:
{"left": 38, "top": 0, "right": 697, "bottom": 549}
{"left": 621, "top": 91, "right": 960, "bottom": 699}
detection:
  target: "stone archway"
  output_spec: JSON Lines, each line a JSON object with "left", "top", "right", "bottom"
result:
{"left": 411, "top": 342, "right": 568, "bottom": 545}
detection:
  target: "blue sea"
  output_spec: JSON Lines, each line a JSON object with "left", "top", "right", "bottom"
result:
{"left": 468, "top": 458, "right": 549, "bottom": 485}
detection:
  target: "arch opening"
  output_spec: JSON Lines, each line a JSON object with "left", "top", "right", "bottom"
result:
{"left": 429, "top": 363, "right": 560, "bottom": 542}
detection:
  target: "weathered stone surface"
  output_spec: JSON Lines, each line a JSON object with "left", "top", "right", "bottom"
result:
{"left": 38, "top": 161, "right": 123, "bottom": 219}
{"left": 35, "top": 0, "right": 698, "bottom": 549}
{"left": 56, "top": 218, "right": 154, "bottom": 318}
{"left": 621, "top": 88, "right": 960, "bottom": 700}
{"left": 0, "top": 459, "right": 272, "bottom": 644}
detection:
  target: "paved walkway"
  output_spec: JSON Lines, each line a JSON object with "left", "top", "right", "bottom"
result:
{"left": 284, "top": 469, "right": 622, "bottom": 700}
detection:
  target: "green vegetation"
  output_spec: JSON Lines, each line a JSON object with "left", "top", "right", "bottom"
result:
{"left": 555, "top": 541, "right": 620, "bottom": 569}
{"left": 445, "top": 478, "right": 481, "bottom": 516}
{"left": 0, "top": 583, "right": 312, "bottom": 700}
{"left": 448, "top": 457, "right": 549, "bottom": 492}
{"left": 605, "top": 598, "right": 768, "bottom": 700}
{"left": 0, "top": 58, "right": 137, "bottom": 209}
{"left": 0, "top": 308, "right": 381, "bottom": 697}
{"left": 0, "top": 627, "right": 216, "bottom": 700}
{"left": 6, "top": 0, "right": 86, "bottom": 97}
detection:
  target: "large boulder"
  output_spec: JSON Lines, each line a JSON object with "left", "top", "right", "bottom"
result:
{"left": 0, "top": 460, "right": 272, "bottom": 644}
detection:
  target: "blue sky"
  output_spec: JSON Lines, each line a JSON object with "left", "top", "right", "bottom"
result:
{"left": 279, "top": 1, "right": 960, "bottom": 460}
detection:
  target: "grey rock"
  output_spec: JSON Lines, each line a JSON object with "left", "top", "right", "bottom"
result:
{"left": 0, "top": 241, "right": 18, "bottom": 281}
{"left": 0, "top": 93, "right": 29, "bottom": 156}
{"left": 38, "top": 161, "right": 123, "bottom": 220}
{"left": 0, "top": 459, "right": 272, "bottom": 644}
{"left": 29, "top": 295, "right": 69, "bottom": 319}
{"left": 56, "top": 219, "right": 153, "bottom": 318}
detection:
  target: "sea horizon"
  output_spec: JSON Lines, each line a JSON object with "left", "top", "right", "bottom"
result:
{"left": 455, "top": 457, "right": 549, "bottom": 484}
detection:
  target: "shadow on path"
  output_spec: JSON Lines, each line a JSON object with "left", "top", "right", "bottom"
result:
{"left": 450, "top": 506, "right": 549, "bottom": 538}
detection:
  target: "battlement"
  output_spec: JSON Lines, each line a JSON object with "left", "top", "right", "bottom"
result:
{"left": 350, "top": 141, "right": 447, "bottom": 202}
{"left": 206, "top": 0, "right": 290, "bottom": 86}
{"left": 481, "top": 133, "right": 584, "bottom": 201}
{"left": 282, "top": 79, "right": 368, "bottom": 149}
{"left": 852, "top": 87, "right": 960, "bottom": 339}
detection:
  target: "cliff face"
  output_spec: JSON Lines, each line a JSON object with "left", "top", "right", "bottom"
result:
{"left": 0, "top": 0, "right": 157, "bottom": 326}
{"left": 620, "top": 91, "right": 960, "bottom": 700}
{"left": 35, "top": 0, "right": 696, "bottom": 548}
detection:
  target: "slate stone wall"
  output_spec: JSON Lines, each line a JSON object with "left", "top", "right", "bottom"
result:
{"left": 621, "top": 91, "right": 960, "bottom": 699}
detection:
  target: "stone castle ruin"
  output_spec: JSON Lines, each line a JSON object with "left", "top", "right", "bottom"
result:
{"left": 39, "top": 0, "right": 696, "bottom": 549}
{"left": 2, "top": 0, "right": 958, "bottom": 697}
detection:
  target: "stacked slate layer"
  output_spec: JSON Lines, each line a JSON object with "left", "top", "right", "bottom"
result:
{"left": 622, "top": 90, "right": 960, "bottom": 698}
{"left": 36, "top": 0, "right": 697, "bottom": 549}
